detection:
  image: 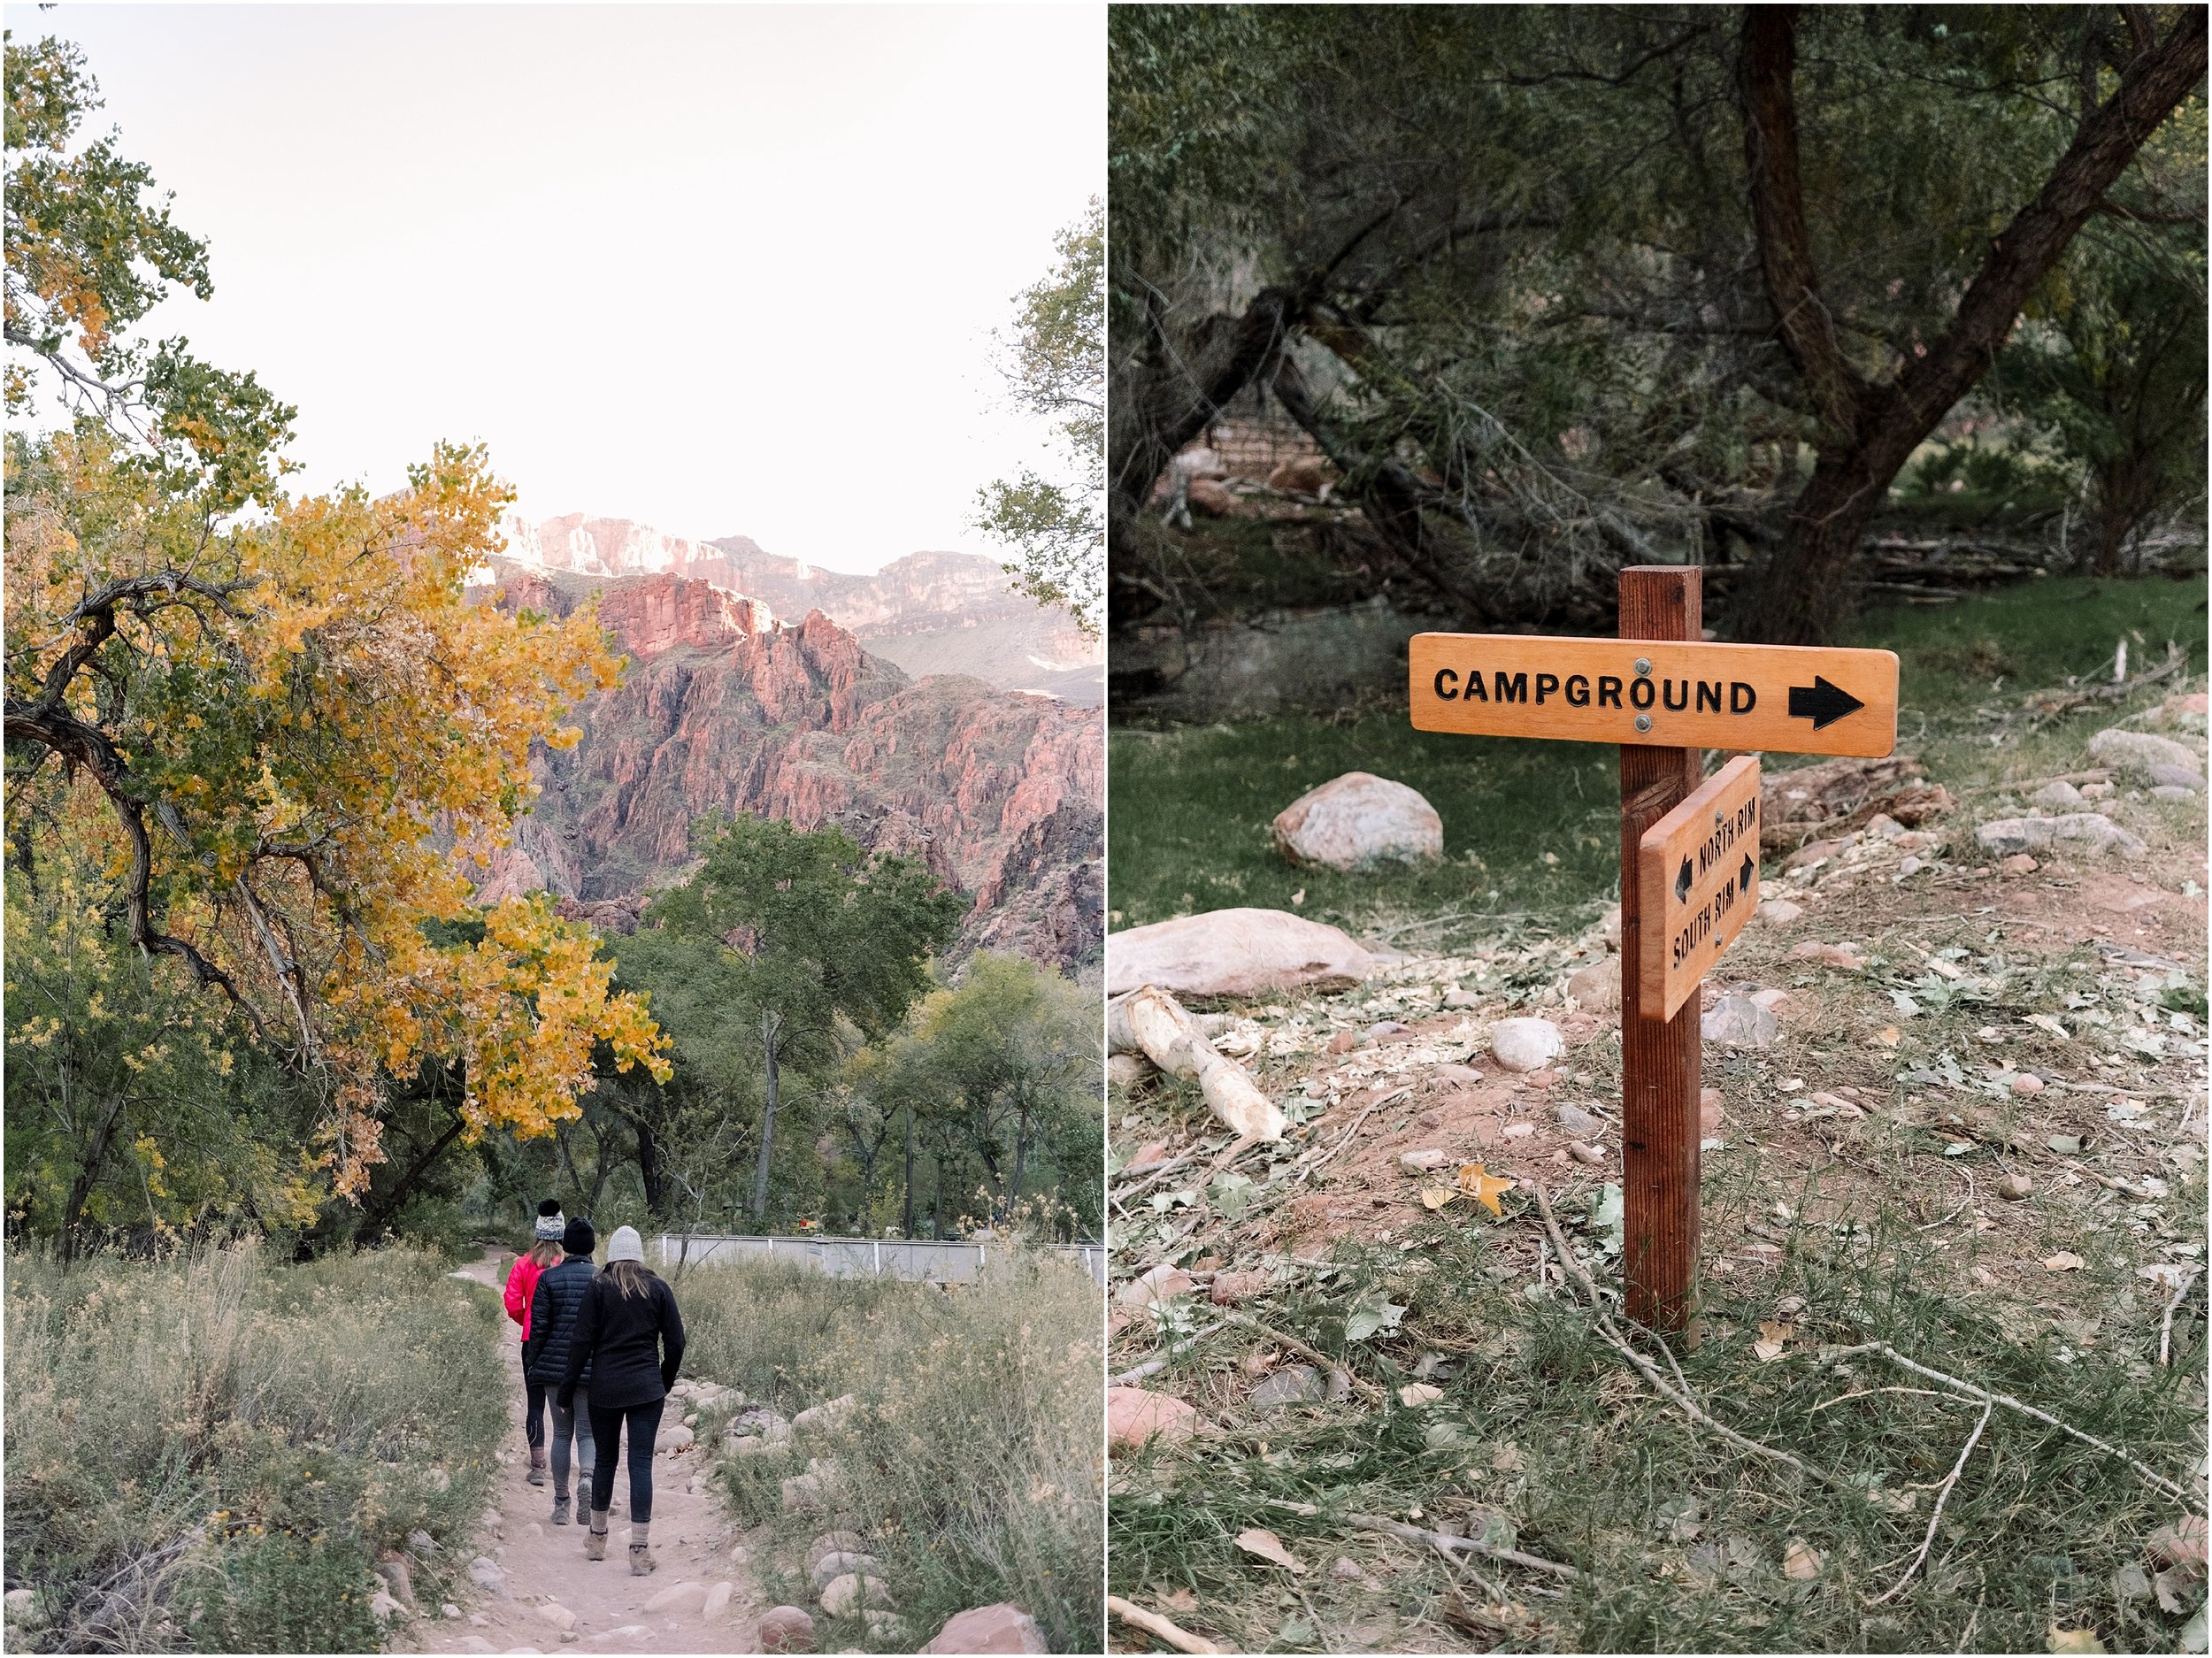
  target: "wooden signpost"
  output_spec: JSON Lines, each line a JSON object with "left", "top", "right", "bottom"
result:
{"left": 1409, "top": 567, "right": 1898, "bottom": 1332}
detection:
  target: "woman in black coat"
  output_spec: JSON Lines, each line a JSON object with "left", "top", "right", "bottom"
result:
{"left": 557, "top": 1224, "right": 686, "bottom": 1575}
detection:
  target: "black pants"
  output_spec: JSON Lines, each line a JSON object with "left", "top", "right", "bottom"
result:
{"left": 523, "top": 1374, "right": 547, "bottom": 1453}
{"left": 587, "top": 1397, "right": 664, "bottom": 1526}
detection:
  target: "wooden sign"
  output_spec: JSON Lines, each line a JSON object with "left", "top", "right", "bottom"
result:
{"left": 1409, "top": 633, "right": 1899, "bottom": 758}
{"left": 1637, "top": 756, "right": 1762, "bottom": 1019}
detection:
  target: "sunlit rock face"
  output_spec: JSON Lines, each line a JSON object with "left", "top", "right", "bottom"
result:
{"left": 469, "top": 567, "right": 1101, "bottom": 971}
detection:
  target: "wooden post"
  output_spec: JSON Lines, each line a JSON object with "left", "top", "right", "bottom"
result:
{"left": 1617, "top": 566, "right": 1703, "bottom": 1332}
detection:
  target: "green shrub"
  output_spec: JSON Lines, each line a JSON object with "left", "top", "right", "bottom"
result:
{"left": 4, "top": 1240, "right": 506, "bottom": 1652}
{"left": 687, "top": 1253, "right": 1102, "bottom": 1653}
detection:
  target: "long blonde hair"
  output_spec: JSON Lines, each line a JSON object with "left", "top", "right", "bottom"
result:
{"left": 526, "top": 1239, "right": 563, "bottom": 1270}
{"left": 603, "top": 1259, "right": 658, "bottom": 1301}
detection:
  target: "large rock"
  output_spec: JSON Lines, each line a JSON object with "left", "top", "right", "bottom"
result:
{"left": 809, "top": 1552, "right": 883, "bottom": 1594}
{"left": 1107, "top": 1386, "right": 1202, "bottom": 1451}
{"left": 921, "top": 1605, "right": 1051, "bottom": 1654}
{"left": 803, "top": 1531, "right": 869, "bottom": 1575}
{"left": 656, "top": 1422, "right": 695, "bottom": 1455}
{"left": 1701, "top": 994, "right": 1778, "bottom": 1049}
{"left": 466, "top": 1558, "right": 508, "bottom": 1598}
{"left": 791, "top": 1394, "right": 856, "bottom": 1434}
{"left": 1106, "top": 909, "right": 1375, "bottom": 998}
{"left": 1490, "top": 1017, "right": 1566, "bottom": 1073}
{"left": 1975, "top": 813, "right": 2147, "bottom": 859}
{"left": 1565, "top": 958, "right": 1621, "bottom": 1012}
{"left": 1271, "top": 772, "right": 1443, "bottom": 871}
{"left": 646, "top": 1581, "right": 708, "bottom": 1615}
{"left": 818, "top": 1572, "right": 895, "bottom": 1617}
{"left": 2087, "top": 727, "right": 2203, "bottom": 780}
{"left": 757, "top": 1605, "right": 816, "bottom": 1653}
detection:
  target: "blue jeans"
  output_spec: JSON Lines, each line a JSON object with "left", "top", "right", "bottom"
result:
{"left": 549, "top": 1386, "right": 595, "bottom": 1500}
{"left": 587, "top": 1397, "right": 664, "bottom": 1526}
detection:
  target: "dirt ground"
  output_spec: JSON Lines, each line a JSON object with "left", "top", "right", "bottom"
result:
{"left": 1106, "top": 725, "right": 2208, "bottom": 1654}
{"left": 397, "top": 1255, "right": 774, "bottom": 1656}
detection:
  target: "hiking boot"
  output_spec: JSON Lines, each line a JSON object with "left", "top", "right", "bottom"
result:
{"left": 549, "top": 1496, "right": 571, "bottom": 1526}
{"left": 629, "top": 1545, "right": 657, "bottom": 1577}
{"left": 526, "top": 1448, "right": 548, "bottom": 1486}
{"left": 584, "top": 1515, "right": 609, "bottom": 1562}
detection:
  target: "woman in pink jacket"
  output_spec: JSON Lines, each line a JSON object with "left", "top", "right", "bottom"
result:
{"left": 504, "top": 1199, "right": 565, "bottom": 1485}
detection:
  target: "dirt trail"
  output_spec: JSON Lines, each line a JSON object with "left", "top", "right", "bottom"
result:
{"left": 402, "top": 1253, "right": 772, "bottom": 1655}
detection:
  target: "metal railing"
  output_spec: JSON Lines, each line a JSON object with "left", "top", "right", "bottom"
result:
{"left": 653, "top": 1232, "right": 1106, "bottom": 1286}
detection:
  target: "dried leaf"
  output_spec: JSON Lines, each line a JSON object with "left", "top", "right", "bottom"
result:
{"left": 2043, "top": 1252, "right": 2086, "bottom": 1272}
{"left": 1234, "top": 1527, "right": 1304, "bottom": 1573}
{"left": 1398, "top": 1382, "right": 1443, "bottom": 1407}
{"left": 1158, "top": 1586, "right": 1199, "bottom": 1615}
{"left": 2148, "top": 1516, "right": 2208, "bottom": 1576}
{"left": 1752, "top": 1320, "right": 1792, "bottom": 1362}
{"left": 1420, "top": 1185, "right": 1455, "bottom": 1210}
{"left": 1782, "top": 1539, "right": 1823, "bottom": 1580}
{"left": 2155, "top": 1566, "right": 2193, "bottom": 1614}
{"left": 1457, "top": 1163, "right": 1517, "bottom": 1217}
{"left": 1875, "top": 1025, "right": 1901, "bottom": 1048}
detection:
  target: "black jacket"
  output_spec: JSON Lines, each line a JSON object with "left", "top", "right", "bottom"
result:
{"left": 559, "top": 1269, "right": 685, "bottom": 1410}
{"left": 523, "top": 1255, "right": 596, "bottom": 1387}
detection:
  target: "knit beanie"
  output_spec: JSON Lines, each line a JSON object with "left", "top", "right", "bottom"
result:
{"left": 606, "top": 1225, "right": 644, "bottom": 1264}
{"left": 563, "top": 1217, "right": 596, "bottom": 1257}
{"left": 534, "top": 1198, "right": 565, "bottom": 1241}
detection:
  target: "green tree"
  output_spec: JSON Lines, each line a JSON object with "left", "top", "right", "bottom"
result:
{"left": 4, "top": 33, "right": 294, "bottom": 510}
{"left": 977, "top": 199, "right": 1104, "bottom": 633}
{"left": 646, "top": 816, "right": 963, "bottom": 1224}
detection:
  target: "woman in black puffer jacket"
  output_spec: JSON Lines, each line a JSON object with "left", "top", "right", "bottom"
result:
{"left": 522, "top": 1217, "right": 598, "bottom": 1527}
{"left": 557, "top": 1224, "right": 686, "bottom": 1575}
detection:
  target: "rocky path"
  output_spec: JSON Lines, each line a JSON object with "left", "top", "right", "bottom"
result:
{"left": 398, "top": 1253, "right": 775, "bottom": 1655}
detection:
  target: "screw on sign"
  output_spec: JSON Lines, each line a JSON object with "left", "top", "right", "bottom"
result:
{"left": 1409, "top": 568, "right": 1898, "bottom": 1334}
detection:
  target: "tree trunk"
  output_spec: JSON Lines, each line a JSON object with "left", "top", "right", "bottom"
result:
{"left": 901, "top": 1103, "right": 916, "bottom": 1239}
{"left": 634, "top": 1114, "right": 667, "bottom": 1217}
{"left": 1732, "top": 4, "right": 2206, "bottom": 643}
{"left": 750, "top": 1010, "right": 782, "bottom": 1224}
{"left": 59, "top": 1095, "right": 129, "bottom": 1265}
{"left": 351, "top": 1109, "right": 467, "bottom": 1244}
{"left": 1009, "top": 1091, "right": 1033, "bottom": 1220}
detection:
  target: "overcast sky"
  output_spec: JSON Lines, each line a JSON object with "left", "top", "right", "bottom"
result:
{"left": 37, "top": 4, "right": 1101, "bottom": 573}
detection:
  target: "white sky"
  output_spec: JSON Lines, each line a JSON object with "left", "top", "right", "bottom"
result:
{"left": 35, "top": 4, "right": 1102, "bottom": 573}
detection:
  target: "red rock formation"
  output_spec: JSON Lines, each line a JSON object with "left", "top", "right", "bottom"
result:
{"left": 475, "top": 571, "right": 1101, "bottom": 971}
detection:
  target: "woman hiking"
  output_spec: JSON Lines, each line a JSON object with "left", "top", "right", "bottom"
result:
{"left": 502, "top": 1199, "right": 565, "bottom": 1486}
{"left": 522, "top": 1217, "right": 599, "bottom": 1526}
{"left": 557, "top": 1224, "right": 686, "bottom": 1575}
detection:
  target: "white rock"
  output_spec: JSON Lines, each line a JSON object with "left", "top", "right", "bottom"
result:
{"left": 703, "top": 1581, "right": 734, "bottom": 1619}
{"left": 2032, "top": 780, "right": 2085, "bottom": 809}
{"left": 1399, "top": 1148, "right": 1449, "bottom": 1172}
{"left": 534, "top": 1603, "right": 577, "bottom": 1634}
{"left": 1271, "top": 772, "right": 1444, "bottom": 871}
{"left": 1490, "top": 1017, "right": 1565, "bottom": 1072}
{"left": 371, "top": 1589, "right": 406, "bottom": 1623}
{"left": 1975, "top": 813, "right": 2147, "bottom": 859}
{"left": 819, "top": 1572, "right": 895, "bottom": 1617}
{"left": 810, "top": 1552, "right": 883, "bottom": 1593}
{"left": 656, "top": 1423, "right": 695, "bottom": 1455}
{"left": 1759, "top": 898, "right": 1804, "bottom": 927}
{"left": 1106, "top": 908, "right": 1376, "bottom": 998}
{"left": 645, "top": 1581, "right": 708, "bottom": 1615}
{"left": 791, "top": 1393, "right": 857, "bottom": 1433}
{"left": 1565, "top": 958, "right": 1620, "bottom": 1012}
{"left": 2087, "top": 727, "right": 2204, "bottom": 779}
{"left": 1701, "top": 994, "right": 1778, "bottom": 1049}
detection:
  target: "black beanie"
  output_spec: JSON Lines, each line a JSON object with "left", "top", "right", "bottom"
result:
{"left": 563, "top": 1217, "right": 596, "bottom": 1256}
{"left": 537, "top": 1197, "right": 563, "bottom": 1219}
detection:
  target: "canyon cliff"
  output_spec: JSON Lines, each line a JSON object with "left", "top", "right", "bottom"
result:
{"left": 500, "top": 514, "right": 1101, "bottom": 705}
{"left": 472, "top": 568, "right": 1102, "bottom": 974}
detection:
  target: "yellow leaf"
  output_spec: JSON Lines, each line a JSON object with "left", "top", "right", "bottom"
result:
{"left": 1752, "top": 1320, "right": 1792, "bottom": 1362}
{"left": 2043, "top": 1252, "right": 2085, "bottom": 1272}
{"left": 1457, "top": 1163, "right": 1517, "bottom": 1217}
{"left": 1420, "top": 1185, "right": 1455, "bottom": 1210}
{"left": 2046, "top": 1628, "right": 2107, "bottom": 1654}
{"left": 1782, "top": 1539, "right": 1823, "bottom": 1580}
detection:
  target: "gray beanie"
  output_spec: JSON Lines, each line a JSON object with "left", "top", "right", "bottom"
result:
{"left": 606, "top": 1224, "right": 645, "bottom": 1263}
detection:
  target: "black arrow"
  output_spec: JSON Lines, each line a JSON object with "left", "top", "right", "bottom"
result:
{"left": 1739, "top": 852, "right": 1755, "bottom": 895}
{"left": 1788, "top": 675, "right": 1865, "bottom": 730}
{"left": 1675, "top": 857, "right": 1694, "bottom": 904}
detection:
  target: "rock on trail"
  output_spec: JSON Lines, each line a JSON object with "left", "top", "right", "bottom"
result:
{"left": 1271, "top": 771, "right": 1444, "bottom": 871}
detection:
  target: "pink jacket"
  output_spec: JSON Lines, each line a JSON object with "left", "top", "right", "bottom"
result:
{"left": 504, "top": 1254, "right": 546, "bottom": 1340}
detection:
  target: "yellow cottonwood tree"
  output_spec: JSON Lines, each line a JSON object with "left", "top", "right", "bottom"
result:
{"left": 4, "top": 433, "right": 670, "bottom": 1195}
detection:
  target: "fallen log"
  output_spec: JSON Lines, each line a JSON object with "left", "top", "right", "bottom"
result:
{"left": 1108, "top": 984, "right": 1287, "bottom": 1141}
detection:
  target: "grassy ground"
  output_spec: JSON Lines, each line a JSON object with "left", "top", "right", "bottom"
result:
{"left": 1105, "top": 572, "right": 2208, "bottom": 1654}
{"left": 4, "top": 1242, "right": 506, "bottom": 1654}
{"left": 687, "top": 1253, "right": 1104, "bottom": 1653}
{"left": 1107, "top": 575, "right": 2208, "bottom": 941}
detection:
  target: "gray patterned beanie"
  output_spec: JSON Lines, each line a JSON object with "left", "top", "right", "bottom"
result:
{"left": 534, "top": 1198, "right": 565, "bottom": 1240}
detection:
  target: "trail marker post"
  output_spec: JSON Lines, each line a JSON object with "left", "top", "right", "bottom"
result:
{"left": 1409, "top": 566, "right": 1899, "bottom": 1333}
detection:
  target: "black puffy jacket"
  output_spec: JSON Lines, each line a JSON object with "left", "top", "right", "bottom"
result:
{"left": 523, "top": 1255, "right": 596, "bottom": 1386}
